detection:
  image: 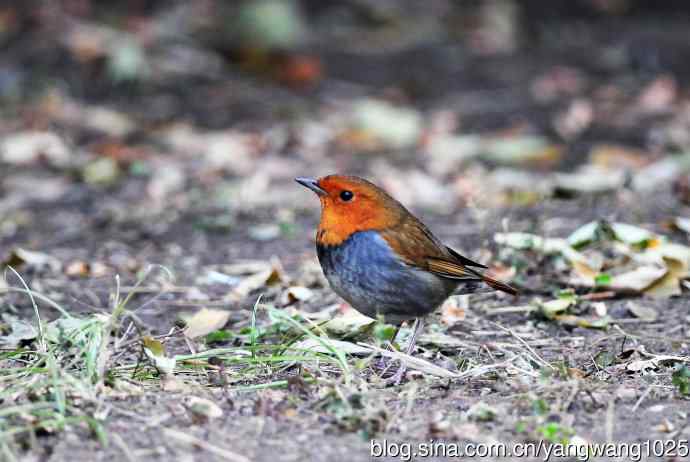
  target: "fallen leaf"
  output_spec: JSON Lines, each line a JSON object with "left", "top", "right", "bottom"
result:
{"left": 183, "top": 308, "right": 232, "bottom": 340}
{"left": 440, "top": 296, "right": 467, "bottom": 325}
{"left": 0, "top": 131, "right": 70, "bottom": 166}
{"left": 568, "top": 221, "right": 602, "bottom": 248}
{"left": 633, "top": 153, "right": 690, "bottom": 191}
{"left": 322, "top": 309, "right": 375, "bottom": 338}
{"left": 0, "top": 315, "right": 38, "bottom": 348}
{"left": 609, "top": 266, "right": 667, "bottom": 292}
{"left": 539, "top": 296, "right": 577, "bottom": 319}
{"left": 45, "top": 96, "right": 136, "bottom": 137}
{"left": 554, "top": 166, "right": 626, "bottom": 194}
{"left": 248, "top": 223, "right": 281, "bottom": 241}
{"left": 589, "top": 144, "right": 649, "bottom": 170}
{"left": 229, "top": 265, "right": 282, "bottom": 301}
{"left": 236, "top": 0, "right": 307, "bottom": 49}
{"left": 44, "top": 316, "right": 100, "bottom": 345}
{"left": 65, "top": 260, "right": 90, "bottom": 277}
{"left": 482, "top": 136, "right": 561, "bottom": 166}
{"left": 185, "top": 396, "right": 223, "bottom": 423}
{"left": 594, "top": 350, "right": 616, "bottom": 368}
{"left": 592, "top": 302, "right": 607, "bottom": 317}
{"left": 494, "top": 232, "right": 567, "bottom": 253}
{"left": 426, "top": 135, "right": 482, "bottom": 175}
{"left": 627, "top": 354, "right": 686, "bottom": 373}
{"left": 348, "top": 99, "right": 421, "bottom": 149}
{"left": 159, "top": 124, "right": 257, "bottom": 175}
{"left": 626, "top": 302, "right": 658, "bottom": 321}
{"left": 280, "top": 286, "right": 313, "bottom": 305}
{"left": 83, "top": 157, "right": 121, "bottom": 186}
{"left": 610, "top": 223, "right": 656, "bottom": 246}
{"left": 674, "top": 217, "right": 690, "bottom": 234}
{"left": 4, "top": 248, "right": 62, "bottom": 272}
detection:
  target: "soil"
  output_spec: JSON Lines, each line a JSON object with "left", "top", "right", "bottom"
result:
{"left": 2, "top": 3, "right": 690, "bottom": 461}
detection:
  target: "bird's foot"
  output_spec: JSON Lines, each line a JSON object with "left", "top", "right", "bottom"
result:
{"left": 385, "top": 364, "right": 407, "bottom": 386}
{"left": 372, "top": 340, "right": 399, "bottom": 372}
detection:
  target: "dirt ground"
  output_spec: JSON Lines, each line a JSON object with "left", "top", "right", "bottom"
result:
{"left": 3, "top": 2, "right": 690, "bottom": 461}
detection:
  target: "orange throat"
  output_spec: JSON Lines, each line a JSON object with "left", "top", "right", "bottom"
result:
{"left": 316, "top": 199, "right": 399, "bottom": 246}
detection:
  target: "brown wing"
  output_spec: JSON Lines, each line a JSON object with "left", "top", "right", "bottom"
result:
{"left": 380, "top": 215, "right": 517, "bottom": 296}
{"left": 426, "top": 256, "right": 518, "bottom": 295}
{"left": 446, "top": 246, "right": 488, "bottom": 269}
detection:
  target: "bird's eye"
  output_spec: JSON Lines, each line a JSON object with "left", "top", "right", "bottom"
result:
{"left": 339, "top": 190, "right": 354, "bottom": 202}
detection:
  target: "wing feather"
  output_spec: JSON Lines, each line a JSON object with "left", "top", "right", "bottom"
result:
{"left": 379, "top": 215, "right": 517, "bottom": 296}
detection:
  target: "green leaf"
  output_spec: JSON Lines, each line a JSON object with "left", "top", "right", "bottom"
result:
{"left": 205, "top": 330, "right": 234, "bottom": 345}
{"left": 532, "top": 399, "right": 549, "bottom": 416}
{"left": 594, "top": 273, "right": 611, "bottom": 286}
{"left": 594, "top": 350, "right": 616, "bottom": 368}
{"left": 539, "top": 297, "right": 576, "bottom": 319}
{"left": 672, "top": 366, "right": 690, "bottom": 395}
{"left": 373, "top": 323, "right": 397, "bottom": 342}
{"left": 610, "top": 223, "right": 655, "bottom": 246}
{"left": 567, "top": 221, "right": 600, "bottom": 248}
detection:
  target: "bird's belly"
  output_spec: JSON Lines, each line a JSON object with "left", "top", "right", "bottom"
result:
{"left": 317, "top": 231, "right": 457, "bottom": 323}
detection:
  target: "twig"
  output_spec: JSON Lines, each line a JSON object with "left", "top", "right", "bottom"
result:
{"left": 562, "top": 380, "right": 580, "bottom": 412}
{"left": 484, "top": 305, "right": 536, "bottom": 315}
{"left": 632, "top": 385, "right": 652, "bottom": 413}
{"left": 580, "top": 291, "right": 617, "bottom": 301}
{"left": 605, "top": 399, "right": 615, "bottom": 443}
{"left": 489, "top": 321, "right": 555, "bottom": 370}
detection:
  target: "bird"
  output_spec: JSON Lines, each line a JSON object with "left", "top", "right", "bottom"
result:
{"left": 296, "top": 174, "right": 517, "bottom": 384}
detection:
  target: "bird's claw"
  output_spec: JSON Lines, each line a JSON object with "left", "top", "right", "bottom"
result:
{"left": 385, "top": 364, "right": 407, "bottom": 386}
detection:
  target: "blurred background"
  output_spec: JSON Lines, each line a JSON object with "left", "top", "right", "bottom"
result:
{"left": 2, "top": 0, "right": 690, "bottom": 300}
{"left": 5, "top": 4, "right": 690, "bottom": 459}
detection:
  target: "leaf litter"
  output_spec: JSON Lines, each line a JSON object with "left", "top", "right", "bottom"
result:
{"left": 3, "top": 3, "right": 690, "bottom": 460}
{"left": 496, "top": 220, "right": 690, "bottom": 297}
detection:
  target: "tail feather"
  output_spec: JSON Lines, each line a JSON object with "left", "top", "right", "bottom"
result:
{"left": 481, "top": 273, "right": 518, "bottom": 296}
{"left": 426, "top": 256, "right": 518, "bottom": 296}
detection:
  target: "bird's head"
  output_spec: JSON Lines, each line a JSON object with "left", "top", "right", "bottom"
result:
{"left": 296, "top": 175, "right": 405, "bottom": 246}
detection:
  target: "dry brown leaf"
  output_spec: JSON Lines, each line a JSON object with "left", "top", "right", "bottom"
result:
{"left": 4, "top": 248, "right": 62, "bottom": 272}
{"left": 589, "top": 144, "right": 649, "bottom": 170}
{"left": 644, "top": 257, "right": 685, "bottom": 298}
{"left": 183, "top": 308, "right": 232, "bottom": 339}
{"left": 280, "top": 286, "right": 313, "bottom": 305}
{"left": 65, "top": 260, "right": 90, "bottom": 277}
{"left": 230, "top": 267, "right": 282, "bottom": 301}
{"left": 441, "top": 296, "right": 467, "bottom": 326}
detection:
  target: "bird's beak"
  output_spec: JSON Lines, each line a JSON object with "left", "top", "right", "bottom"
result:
{"left": 295, "top": 177, "right": 327, "bottom": 196}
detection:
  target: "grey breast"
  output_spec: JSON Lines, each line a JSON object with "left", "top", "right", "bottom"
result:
{"left": 317, "top": 230, "right": 457, "bottom": 323}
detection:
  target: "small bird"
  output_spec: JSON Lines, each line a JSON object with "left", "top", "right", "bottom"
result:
{"left": 296, "top": 174, "right": 517, "bottom": 383}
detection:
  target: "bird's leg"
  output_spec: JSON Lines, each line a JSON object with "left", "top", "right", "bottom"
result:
{"left": 388, "top": 317, "right": 425, "bottom": 385}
